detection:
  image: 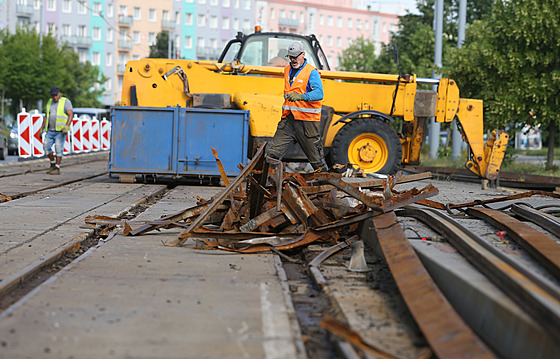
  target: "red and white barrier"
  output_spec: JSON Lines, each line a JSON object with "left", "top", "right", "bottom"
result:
{"left": 100, "top": 118, "right": 111, "bottom": 150}
{"left": 90, "top": 117, "right": 100, "bottom": 151}
{"left": 17, "top": 109, "right": 32, "bottom": 158}
{"left": 31, "top": 113, "right": 45, "bottom": 157}
{"left": 70, "top": 115, "right": 83, "bottom": 153}
{"left": 81, "top": 118, "right": 91, "bottom": 152}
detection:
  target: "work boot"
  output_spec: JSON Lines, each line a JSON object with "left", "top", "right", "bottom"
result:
{"left": 48, "top": 166, "right": 60, "bottom": 175}
{"left": 46, "top": 163, "right": 56, "bottom": 174}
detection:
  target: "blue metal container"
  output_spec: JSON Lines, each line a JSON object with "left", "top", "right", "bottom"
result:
{"left": 109, "top": 106, "right": 249, "bottom": 177}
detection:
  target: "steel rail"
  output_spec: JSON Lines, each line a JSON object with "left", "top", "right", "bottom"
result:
{"left": 371, "top": 211, "right": 495, "bottom": 359}
{"left": 398, "top": 206, "right": 560, "bottom": 342}
{"left": 467, "top": 206, "right": 560, "bottom": 280}
{"left": 510, "top": 204, "right": 560, "bottom": 238}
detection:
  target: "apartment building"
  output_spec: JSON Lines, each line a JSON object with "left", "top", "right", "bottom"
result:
{"left": 0, "top": 0, "right": 404, "bottom": 107}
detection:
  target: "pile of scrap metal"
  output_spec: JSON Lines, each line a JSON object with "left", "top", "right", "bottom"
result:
{"left": 85, "top": 144, "right": 438, "bottom": 252}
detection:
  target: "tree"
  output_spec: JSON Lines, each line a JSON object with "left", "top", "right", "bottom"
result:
{"left": 149, "top": 31, "right": 169, "bottom": 58}
{"left": 445, "top": 0, "right": 560, "bottom": 167}
{"left": 0, "top": 27, "right": 105, "bottom": 113}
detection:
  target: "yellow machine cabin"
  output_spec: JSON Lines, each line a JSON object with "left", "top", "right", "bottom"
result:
{"left": 121, "top": 29, "right": 508, "bottom": 180}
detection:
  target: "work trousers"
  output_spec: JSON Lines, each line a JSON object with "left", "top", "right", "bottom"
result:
{"left": 267, "top": 114, "right": 328, "bottom": 171}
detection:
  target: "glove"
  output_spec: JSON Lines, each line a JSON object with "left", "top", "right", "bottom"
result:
{"left": 286, "top": 93, "right": 304, "bottom": 102}
{"left": 61, "top": 125, "right": 69, "bottom": 135}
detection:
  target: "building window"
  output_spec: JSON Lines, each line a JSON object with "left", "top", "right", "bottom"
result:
{"left": 185, "top": 0, "right": 193, "bottom": 3}
{"left": 222, "top": 17, "right": 230, "bottom": 30}
{"left": 133, "top": 31, "right": 141, "bottom": 44}
{"left": 223, "top": 0, "right": 230, "bottom": 7}
{"left": 270, "top": 8, "right": 275, "bottom": 20}
{"left": 337, "top": 17, "right": 342, "bottom": 28}
{"left": 290, "top": 11, "right": 295, "bottom": 20}
{"left": 47, "top": 22, "right": 56, "bottom": 33}
{"left": 197, "top": 14, "right": 206, "bottom": 27}
{"left": 366, "top": 21, "right": 370, "bottom": 30}
{"left": 383, "top": 23, "right": 387, "bottom": 33}
{"left": 210, "top": 0, "right": 218, "bottom": 5}
{"left": 244, "top": 0, "right": 250, "bottom": 10}
{"left": 148, "top": 32, "right": 156, "bottom": 46}
{"left": 107, "top": 28, "right": 114, "bottom": 42}
{"left": 185, "top": 36, "right": 192, "bottom": 49}
{"left": 62, "top": 0, "right": 71, "bottom": 13}
{"left": 185, "top": 13, "right": 193, "bottom": 26}
{"left": 233, "top": 18, "right": 239, "bottom": 30}
{"left": 319, "top": 15, "right": 324, "bottom": 26}
{"left": 197, "top": 37, "right": 205, "bottom": 48}
{"left": 279, "top": 10, "right": 285, "bottom": 18}
{"left": 93, "top": 3, "right": 102, "bottom": 16}
{"left": 309, "top": 13, "right": 314, "bottom": 27}
{"left": 77, "top": 1, "right": 86, "bottom": 14}
{"left": 61, "top": 24, "right": 70, "bottom": 36}
{"left": 78, "top": 49, "right": 88, "bottom": 63}
{"left": 300, "top": 12, "right": 304, "bottom": 23}
{"left": 118, "top": 78, "right": 123, "bottom": 92}
{"left": 347, "top": 18, "right": 352, "bottom": 29}
{"left": 347, "top": 37, "right": 352, "bottom": 46}
{"left": 106, "top": 52, "right": 113, "bottom": 66}
{"left": 175, "top": 35, "right": 180, "bottom": 50}
{"left": 327, "top": 16, "right": 333, "bottom": 26}
{"left": 133, "top": 7, "right": 141, "bottom": 20}
{"left": 107, "top": 3, "right": 114, "bottom": 17}
{"left": 243, "top": 19, "right": 250, "bottom": 32}
{"left": 93, "top": 27, "right": 101, "bottom": 41}
{"left": 210, "top": 38, "right": 217, "bottom": 49}
{"left": 198, "top": 0, "right": 206, "bottom": 4}
{"left": 119, "top": 5, "right": 127, "bottom": 17}
{"left": 209, "top": 16, "right": 217, "bottom": 29}
{"left": 234, "top": 0, "right": 239, "bottom": 9}
{"left": 337, "top": 36, "right": 341, "bottom": 47}
{"left": 34, "top": 0, "right": 41, "bottom": 10}
{"left": 175, "top": 11, "right": 180, "bottom": 25}
{"left": 327, "top": 36, "right": 332, "bottom": 46}
{"left": 105, "top": 78, "right": 112, "bottom": 91}
{"left": 162, "top": 10, "right": 170, "bottom": 21}
{"left": 356, "top": 19, "right": 362, "bottom": 30}
{"left": 132, "top": 55, "right": 140, "bottom": 61}
{"left": 92, "top": 52, "right": 101, "bottom": 66}
{"left": 149, "top": 9, "right": 156, "bottom": 22}
{"left": 78, "top": 25, "right": 86, "bottom": 38}
{"left": 47, "top": 0, "right": 56, "bottom": 11}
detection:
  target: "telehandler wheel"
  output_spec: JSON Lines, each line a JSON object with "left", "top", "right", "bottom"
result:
{"left": 331, "top": 118, "right": 402, "bottom": 174}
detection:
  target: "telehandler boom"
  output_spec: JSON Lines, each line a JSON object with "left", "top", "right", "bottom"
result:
{"left": 120, "top": 29, "right": 508, "bottom": 180}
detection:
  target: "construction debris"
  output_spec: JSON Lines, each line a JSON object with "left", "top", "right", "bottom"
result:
{"left": 86, "top": 143, "right": 438, "bottom": 255}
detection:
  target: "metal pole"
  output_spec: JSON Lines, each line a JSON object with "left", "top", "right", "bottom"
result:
{"left": 429, "top": 0, "right": 443, "bottom": 159}
{"left": 451, "top": 0, "right": 467, "bottom": 161}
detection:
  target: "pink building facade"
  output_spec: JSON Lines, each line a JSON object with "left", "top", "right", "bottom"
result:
{"left": 255, "top": 0, "right": 399, "bottom": 69}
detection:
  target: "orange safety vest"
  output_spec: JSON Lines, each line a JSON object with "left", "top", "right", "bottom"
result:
{"left": 281, "top": 63, "right": 322, "bottom": 122}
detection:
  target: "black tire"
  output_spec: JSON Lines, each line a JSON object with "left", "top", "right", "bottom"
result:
{"left": 330, "top": 117, "right": 402, "bottom": 174}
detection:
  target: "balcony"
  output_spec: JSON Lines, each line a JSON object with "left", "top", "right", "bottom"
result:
{"left": 278, "top": 17, "right": 300, "bottom": 28}
{"left": 119, "top": 39, "right": 133, "bottom": 50}
{"left": 76, "top": 36, "right": 92, "bottom": 46}
{"left": 162, "top": 19, "right": 175, "bottom": 30}
{"left": 16, "top": 4, "right": 34, "bottom": 16}
{"left": 60, "top": 35, "right": 78, "bottom": 45}
{"left": 196, "top": 47, "right": 221, "bottom": 60}
{"left": 118, "top": 15, "right": 133, "bottom": 27}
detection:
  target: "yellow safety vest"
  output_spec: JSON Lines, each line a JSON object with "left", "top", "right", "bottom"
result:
{"left": 45, "top": 97, "right": 69, "bottom": 131}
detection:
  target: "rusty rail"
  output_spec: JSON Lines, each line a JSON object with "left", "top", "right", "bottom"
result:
{"left": 467, "top": 207, "right": 560, "bottom": 280}
{"left": 398, "top": 206, "right": 560, "bottom": 342}
{"left": 510, "top": 204, "right": 560, "bottom": 238}
{"left": 372, "top": 211, "right": 495, "bottom": 359}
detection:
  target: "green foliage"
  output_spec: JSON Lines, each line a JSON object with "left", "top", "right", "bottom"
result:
{"left": 0, "top": 27, "right": 105, "bottom": 114}
{"left": 149, "top": 31, "right": 170, "bottom": 58}
{"left": 445, "top": 0, "right": 560, "bottom": 150}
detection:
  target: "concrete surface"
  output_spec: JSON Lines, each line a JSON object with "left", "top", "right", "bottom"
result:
{"left": 0, "top": 186, "right": 306, "bottom": 359}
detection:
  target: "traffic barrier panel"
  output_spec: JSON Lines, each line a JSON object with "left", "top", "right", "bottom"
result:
{"left": 31, "top": 113, "right": 45, "bottom": 157}
{"left": 63, "top": 131, "right": 71, "bottom": 154}
{"left": 90, "top": 117, "right": 100, "bottom": 151}
{"left": 17, "top": 109, "right": 32, "bottom": 158}
{"left": 81, "top": 118, "right": 91, "bottom": 152}
{"left": 71, "top": 116, "right": 82, "bottom": 153}
{"left": 100, "top": 118, "right": 111, "bottom": 150}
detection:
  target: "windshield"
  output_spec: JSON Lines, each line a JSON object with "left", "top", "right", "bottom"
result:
{"left": 239, "top": 35, "right": 318, "bottom": 69}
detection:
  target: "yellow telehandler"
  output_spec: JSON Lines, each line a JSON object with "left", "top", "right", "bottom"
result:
{"left": 119, "top": 28, "right": 508, "bottom": 180}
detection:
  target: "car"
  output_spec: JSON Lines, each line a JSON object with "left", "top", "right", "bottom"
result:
{"left": 73, "top": 108, "right": 110, "bottom": 121}
{"left": 7, "top": 121, "right": 18, "bottom": 156}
